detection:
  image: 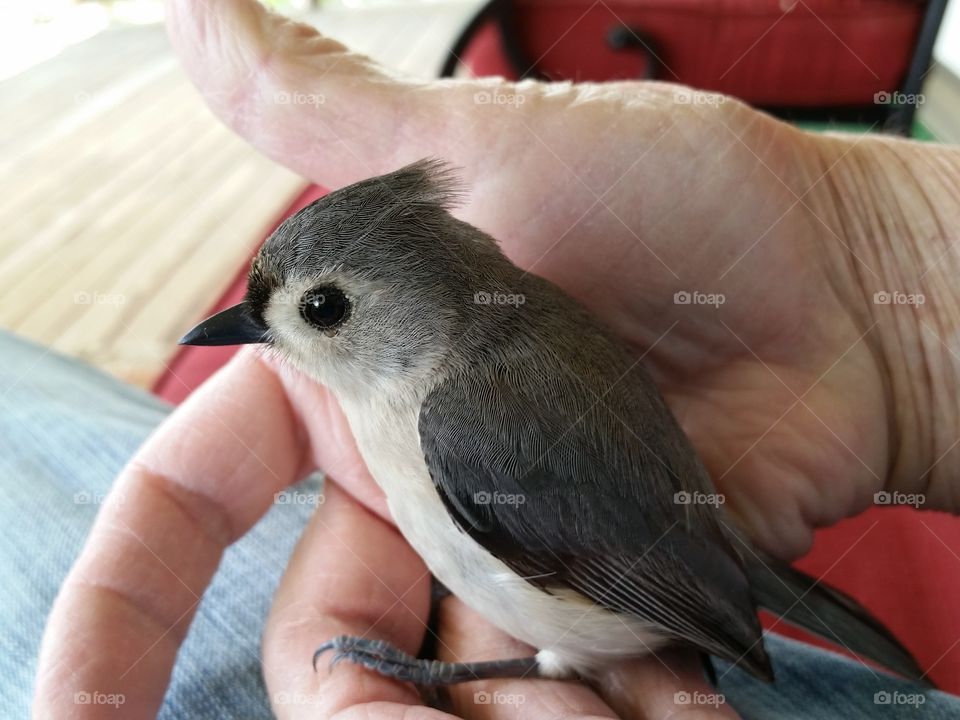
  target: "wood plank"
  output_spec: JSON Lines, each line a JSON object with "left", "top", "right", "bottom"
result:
{"left": 0, "top": 23, "right": 304, "bottom": 387}
{"left": 919, "top": 64, "right": 960, "bottom": 145}
{"left": 0, "top": 3, "right": 480, "bottom": 387}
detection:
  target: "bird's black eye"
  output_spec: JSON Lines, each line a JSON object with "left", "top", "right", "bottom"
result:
{"left": 299, "top": 285, "right": 350, "bottom": 332}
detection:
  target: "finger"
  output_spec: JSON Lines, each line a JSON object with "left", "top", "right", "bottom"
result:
{"left": 596, "top": 651, "right": 740, "bottom": 720}
{"left": 436, "top": 597, "right": 617, "bottom": 720}
{"left": 263, "top": 480, "right": 440, "bottom": 719}
{"left": 34, "top": 349, "right": 307, "bottom": 718}
{"left": 165, "top": 0, "right": 459, "bottom": 188}
{"left": 162, "top": 0, "right": 703, "bottom": 233}
{"left": 438, "top": 596, "right": 739, "bottom": 720}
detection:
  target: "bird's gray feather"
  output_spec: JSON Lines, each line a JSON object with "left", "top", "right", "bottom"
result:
{"left": 418, "top": 272, "right": 772, "bottom": 678}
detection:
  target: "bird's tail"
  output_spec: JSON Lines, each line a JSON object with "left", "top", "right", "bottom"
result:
{"left": 746, "top": 558, "right": 933, "bottom": 687}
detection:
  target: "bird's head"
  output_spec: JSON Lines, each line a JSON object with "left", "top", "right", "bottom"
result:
{"left": 180, "top": 160, "right": 508, "bottom": 399}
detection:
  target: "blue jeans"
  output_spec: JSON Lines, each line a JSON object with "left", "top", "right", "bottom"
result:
{"left": 0, "top": 330, "right": 956, "bottom": 718}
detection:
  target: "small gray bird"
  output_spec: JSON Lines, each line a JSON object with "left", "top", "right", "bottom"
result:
{"left": 181, "top": 159, "right": 927, "bottom": 687}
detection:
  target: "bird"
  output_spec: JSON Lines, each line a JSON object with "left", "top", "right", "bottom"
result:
{"left": 180, "top": 158, "right": 928, "bottom": 688}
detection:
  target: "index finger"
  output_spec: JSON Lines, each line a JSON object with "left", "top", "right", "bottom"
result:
{"left": 33, "top": 349, "right": 308, "bottom": 718}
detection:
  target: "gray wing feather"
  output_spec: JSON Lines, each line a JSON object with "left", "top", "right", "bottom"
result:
{"left": 418, "top": 365, "right": 772, "bottom": 677}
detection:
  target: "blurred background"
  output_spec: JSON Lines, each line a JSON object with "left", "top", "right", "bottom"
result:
{"left": 0, "top": 0, "right": 958, "bottom": 391}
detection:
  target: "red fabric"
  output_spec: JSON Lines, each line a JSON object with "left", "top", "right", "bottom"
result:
{"left": 768, "top": 507, "right": 960, "bottom": 690}
{"left": 153, "top": 185, "right": 960, "bottom": 693}
{"left": 461, "top": 0, "right": 922, "bottom": 106}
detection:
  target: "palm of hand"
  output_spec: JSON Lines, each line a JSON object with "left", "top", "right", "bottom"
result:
{"left": 443, "top": 90, "right": 887, "bottom": 559}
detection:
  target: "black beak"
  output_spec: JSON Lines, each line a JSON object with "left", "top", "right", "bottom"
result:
{"left": 178, "top": 303, "right": 270, "bottom": 346}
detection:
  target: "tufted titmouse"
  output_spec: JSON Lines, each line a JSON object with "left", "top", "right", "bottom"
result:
{"left": 181, "top": 160, "right": 927, "bottom": 687}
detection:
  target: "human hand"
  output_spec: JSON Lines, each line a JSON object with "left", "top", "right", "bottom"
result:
{"left": 34, "top": 0, "right": 960, "bottom": 717}
{"left": 164, "top": 0, "right": 960, "bottom": 557}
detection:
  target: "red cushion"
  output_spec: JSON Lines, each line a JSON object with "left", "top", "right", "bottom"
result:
{"left": 461, "top": 0, "right": 922, "bottom": 106}
{"left": 153, "top": 184, "right": 959, "bottom": 692}
{"left": 772, "top": 507, "right": 960, "bottom": 690}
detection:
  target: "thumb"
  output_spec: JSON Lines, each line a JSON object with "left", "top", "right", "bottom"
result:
{"left": 164, "top": 0, "right": 507, "bottom": 190}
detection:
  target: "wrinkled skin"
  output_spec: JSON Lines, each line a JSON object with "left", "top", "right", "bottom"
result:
{"left": 33, "top": 1, "right": 960, "bottom": 718}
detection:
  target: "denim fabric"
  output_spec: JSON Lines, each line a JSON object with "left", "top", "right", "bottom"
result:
{"left": 0, "top": 330, "right": 956, "bottom": 718}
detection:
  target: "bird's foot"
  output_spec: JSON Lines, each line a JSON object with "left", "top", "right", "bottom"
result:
{"left": 313, "top": 635, "right": 541, "bottom": 686}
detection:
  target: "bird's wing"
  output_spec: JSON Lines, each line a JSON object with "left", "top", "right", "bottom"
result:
{"left": 418, "top": 365, "right": 771, "bottom": 677}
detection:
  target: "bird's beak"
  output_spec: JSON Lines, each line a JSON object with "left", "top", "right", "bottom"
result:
{"left": 178, "top": 303, "right": 269, "bottom": 346}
